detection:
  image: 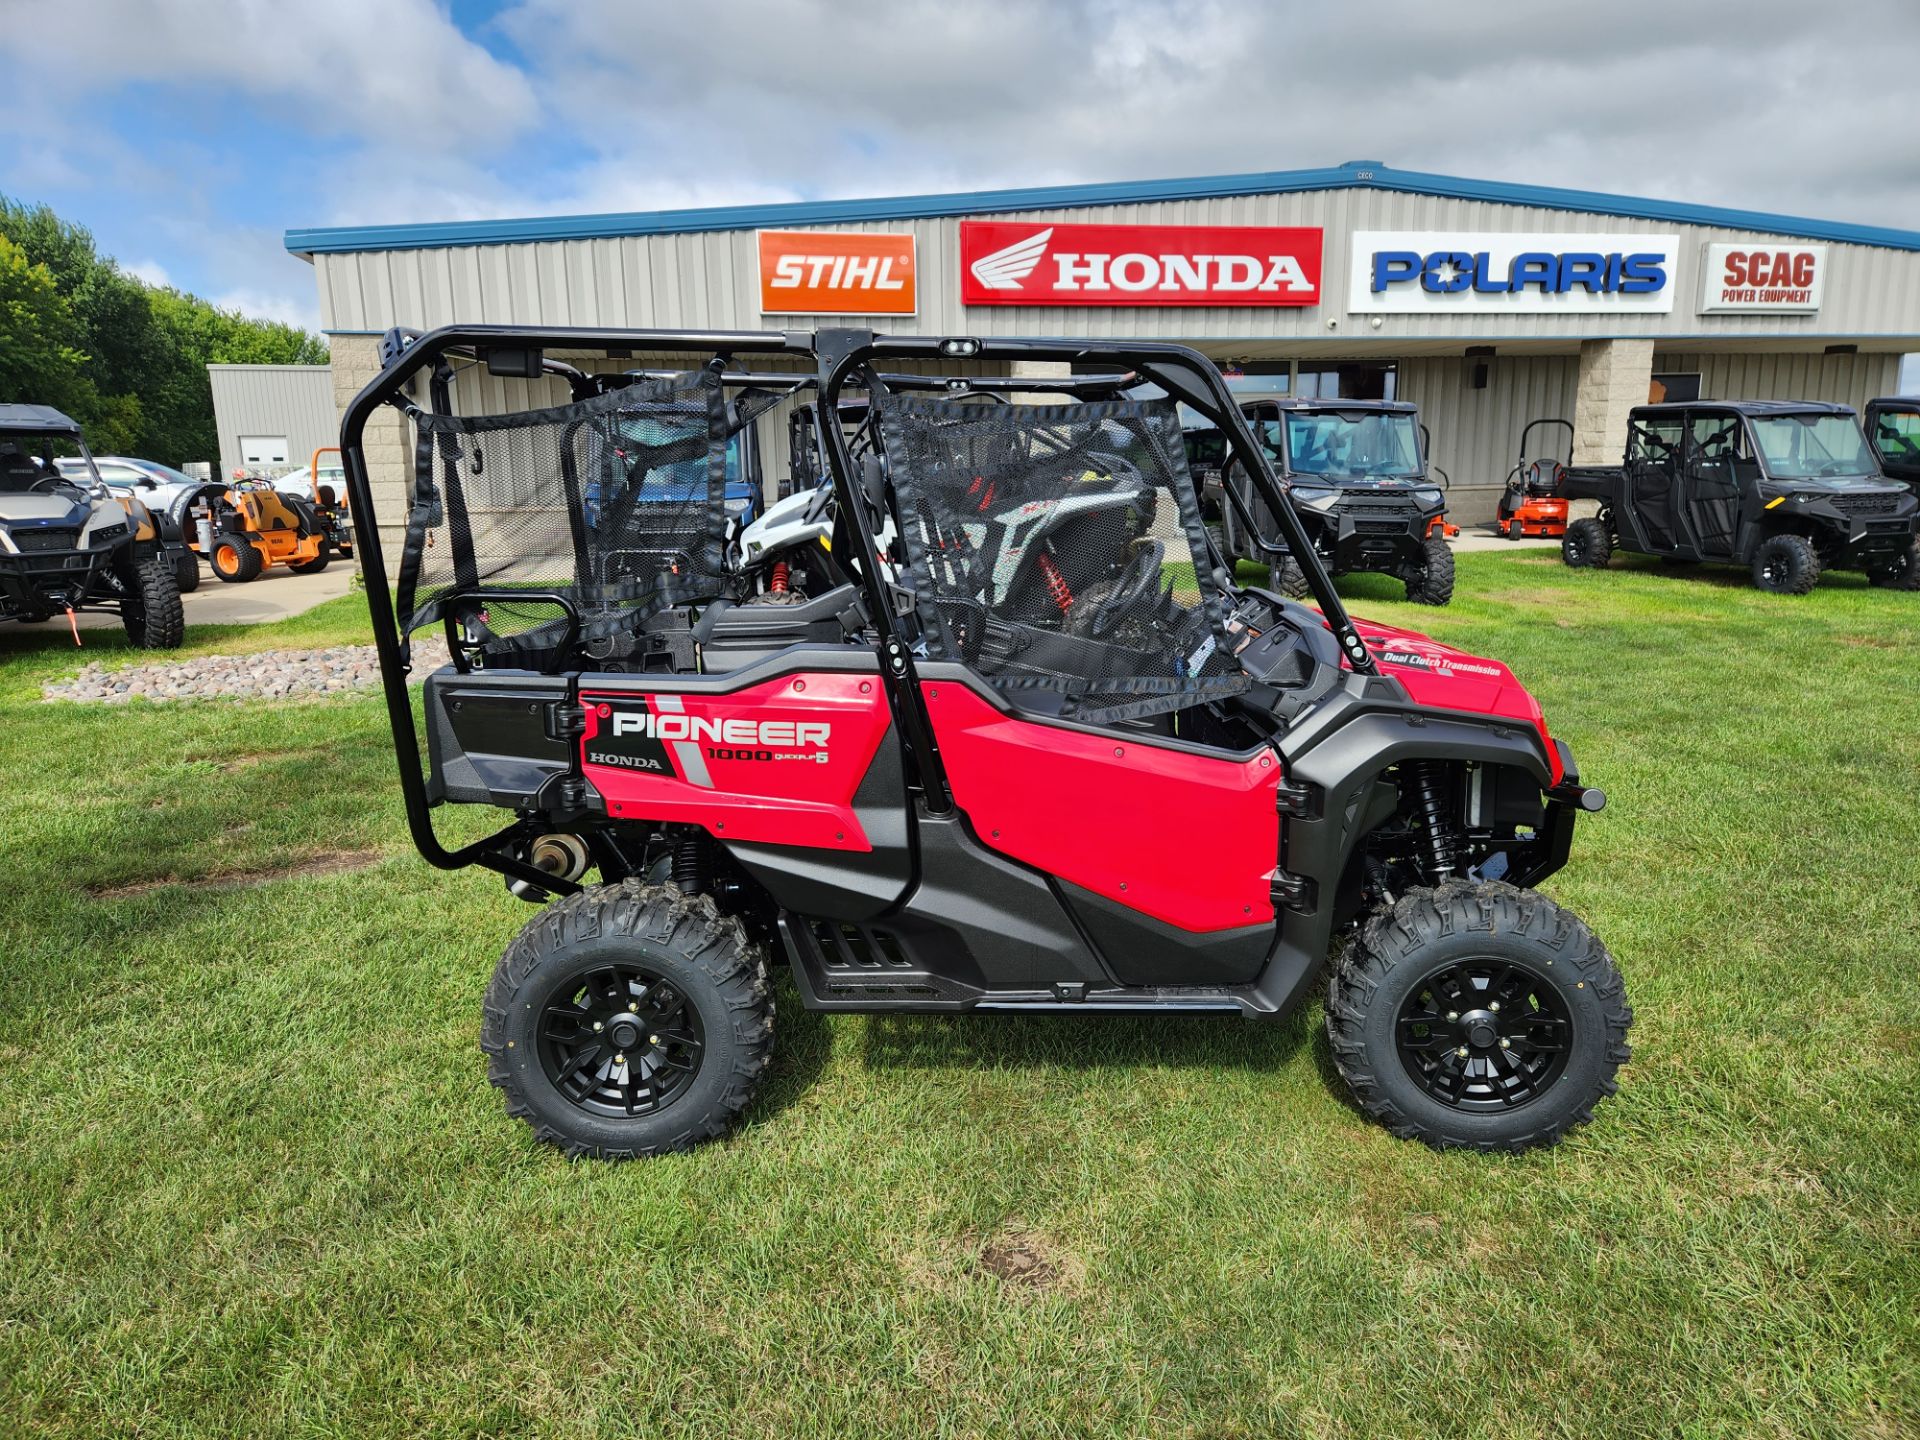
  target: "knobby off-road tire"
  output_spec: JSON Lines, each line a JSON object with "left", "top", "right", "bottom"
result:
{"left": 481, "top": 881, "right": 774, "bottom": 1160}
{"left": 1751, "top": 532, "right": 1820, "bottom": 594}
{"left": 1561, "top": 517, "right": 1612, "bottom": 569}
{"left": 174, "top": 551, "right": 201, "bottom": 593}
{"left": 1269, "top": 552, "right": 1311, "bottom": 599}
{"left": 210, "top": 535, "right": 263, "bottom": 583}
{"left": 119, "top": 553, "right": 185, "bottom": 650}
{"left": 1326, "top": 880, "right": 1632, "bottom": 1152}
{"left": 1867, "top": 538, "right": 1920, "bottom": 590}
{"left": 1404, "top": 536, "right": 1455, "bottom": 606}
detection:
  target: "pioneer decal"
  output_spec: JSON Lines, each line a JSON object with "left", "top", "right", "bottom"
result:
{"left": 611, "top": 712, "right": 831, "bottom": 749}
{"left": 959, "top": 220, "right": 1323, "bottom": 307}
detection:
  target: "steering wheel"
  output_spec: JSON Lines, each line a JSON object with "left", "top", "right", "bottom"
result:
{"left": 28, "top": 474, "right": 67, "bottom": 494}
{"left": 1071, "top": 539, "right": 1165, "bottom": 638}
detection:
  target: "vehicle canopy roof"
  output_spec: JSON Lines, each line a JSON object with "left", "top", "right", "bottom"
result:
{"left": 1631, "top": 399, "right": 1857, "bottom": 420}
{"left": 0, "top": 403, "right": 84, "bottom": 437}
{"left": 1182, "top": 396, "right": 1419, "bottom": 432}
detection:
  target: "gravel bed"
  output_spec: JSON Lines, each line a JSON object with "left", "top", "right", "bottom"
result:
{"left": 43, "top": 637, "right": 452, "bottom": 704}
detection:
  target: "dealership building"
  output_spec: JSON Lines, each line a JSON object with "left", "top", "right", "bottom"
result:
{"left": 287, "top": 160, "right": 1920, "bottom": 532}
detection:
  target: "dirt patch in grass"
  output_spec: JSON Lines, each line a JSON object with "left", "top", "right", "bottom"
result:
{"left": 973, "top": 1226, "right": 1080, "bottom": 1293}
{"left": 88, "top": 849, "right": 380, "bottom": 900}
{"left": 1836, "top": 633, "right": 1906, "bottom": 650}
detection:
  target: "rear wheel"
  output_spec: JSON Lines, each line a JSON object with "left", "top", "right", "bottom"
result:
{"left": 1561, "top": 517, "right": 1612, "bottom": 569}
{"left": 173, "top": 550, "right": 201, "bottom": 593}
{"left": 210, "top": 535, "right": 263, "bottom": 583}
{"left": 288, "top": 548, "right": 331, "bottom": 574}
{"left": 481, "top": 881, "right": 774, "bottom": 1159}
{"left": 119, "top": 553, "right": 185, "bottom": 649}
{"left": 1867, "top": 539, "right": 1920, "bottom": 590}
{"left": 1751, "top": 533, "right": 1820, "bottom": 594}
{"left": 1326, "top": 881, "right": 1632, "bottom": 1151}
{"left": 1404, "top": 536, "right": 1454, "bottom": 605}
{"left": 1268, "top": 553, "right": 1311, "bottom": 599}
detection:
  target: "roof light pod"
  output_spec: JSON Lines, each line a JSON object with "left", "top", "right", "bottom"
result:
{"left": 939, "top": 337, "right": 982, "bottom": 357}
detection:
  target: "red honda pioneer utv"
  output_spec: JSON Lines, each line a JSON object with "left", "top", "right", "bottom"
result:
{"left": 341, "top": 326, "right": 1628, "bottom": 1159}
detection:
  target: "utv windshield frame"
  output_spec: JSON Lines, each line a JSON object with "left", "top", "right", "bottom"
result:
{"left": 340, "top": 325, "right": 1370, "bottom": 894}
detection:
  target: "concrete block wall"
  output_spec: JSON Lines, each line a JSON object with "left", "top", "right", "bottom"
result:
{"left": 1572, "top": 339, "right": 1654, "bottom": 464}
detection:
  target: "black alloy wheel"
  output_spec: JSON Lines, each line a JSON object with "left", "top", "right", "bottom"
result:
{"left": 1394, "top": 958, "right": 1572, "bottom": 1110}
{"left": 537, "top": 962, "right": 705, "bottom": 1117}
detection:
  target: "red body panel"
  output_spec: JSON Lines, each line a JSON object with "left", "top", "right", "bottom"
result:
{"left": 579, "top": 673, "right": 892, "bottom": 851}
{"left": 923, "top": 681, "right": 1282, "bottom": 932}
{"left": 1352, "top": 619, "right": 1563, "bottom": 783}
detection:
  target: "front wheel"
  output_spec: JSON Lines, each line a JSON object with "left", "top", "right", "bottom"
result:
{"left": 1268, "top": 552, "right": 1311, "bottom": 599}
{"left": 481, "top": 882, "right": 774, "bottom": 1159}
{"left": 1326, "top": 881, "right": 1632, "bottom": 1151}
{"left": 119, "top": 553, "right": 185, "bottom": 649}
{"left": 1751, "top": 532, "right": 1820, "bottom": 594}
{"left": 1403, "top": 535, "right": 1454, "bottom": 605}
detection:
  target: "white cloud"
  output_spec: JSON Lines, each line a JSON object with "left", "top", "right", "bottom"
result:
{"left": 5, "top": 0, "right": 538, "bottom": 151}
{"left": 125, "top": 259, "right": 170, "bottom": 287}
{"left": 208, "top": 286, "right": 322, "bottom": 332}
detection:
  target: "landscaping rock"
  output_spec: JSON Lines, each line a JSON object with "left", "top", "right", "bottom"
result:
{"left": 42, "top": 637, "right": 452, "bottom": 705}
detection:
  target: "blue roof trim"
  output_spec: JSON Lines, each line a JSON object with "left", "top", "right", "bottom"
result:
{"left": 285, "top": 161, "right": 1920, "bottom": 257}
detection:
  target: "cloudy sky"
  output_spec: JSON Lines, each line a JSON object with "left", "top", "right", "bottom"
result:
{"left": 5, "top": 0, "right": 1920, "bottom": 340}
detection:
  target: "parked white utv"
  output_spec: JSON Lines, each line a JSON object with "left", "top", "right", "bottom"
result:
{"left": 0, "top": 404, "right": 186, "bottom": 648}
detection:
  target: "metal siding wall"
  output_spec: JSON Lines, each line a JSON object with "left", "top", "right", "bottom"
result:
{"left": 315, "top": 189, "right": 1920, "bottom": 344}
{"left": 1651, "top": 351, "right": 1901, "bottom": 410}
{"left": 1398, "top": 355, "right": 1580, "bottom": 524}
{"left": 207, "top": 366, "right": 337, "bottom": 475}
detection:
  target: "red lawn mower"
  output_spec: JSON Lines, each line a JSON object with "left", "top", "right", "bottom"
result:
{"left": 1498, "top": 418, "right": 1573, "bottom": 540}
{"left": 340, "top": 325, "right": 1629, "bottom": 1162}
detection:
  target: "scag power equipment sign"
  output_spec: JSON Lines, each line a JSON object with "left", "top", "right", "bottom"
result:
{"left": 1699, "top": 243, "right": 1825, "bottom": 312}
{"left": 959, "top": 221, "right": 1323, "bottom": 307}
{"left": 1349, "top": 232, "right": 1679, "bottom": 314}
{"left": 757, "top": 230, "right": 917, "bottom": 315}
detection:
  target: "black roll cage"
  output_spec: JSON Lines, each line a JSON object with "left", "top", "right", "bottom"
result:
{"left": 340, "top": 324, "right": 1373, "bottom": 890}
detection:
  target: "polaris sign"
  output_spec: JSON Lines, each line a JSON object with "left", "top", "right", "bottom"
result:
{"left": 1349, "top": 232, "right": 1679, "bottom": 314}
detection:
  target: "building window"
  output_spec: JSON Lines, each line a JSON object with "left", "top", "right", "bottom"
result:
{"left": 1649, "top": 373, "right": 1701, "bottom": 404}
{"left": 1296, "top": 363, "right": 1396, "bottom": 401}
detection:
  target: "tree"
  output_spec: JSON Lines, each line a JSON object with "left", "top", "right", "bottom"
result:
{"left": 0, "top": 196, "right": 328, "bottom": 466}
{"left": 0, "top": 234, "right": 87, "bottom": 412}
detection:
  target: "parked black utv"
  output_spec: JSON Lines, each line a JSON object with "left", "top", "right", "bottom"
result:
{"left": 0, "top": 404, "right": 187, "bottom": 646}
{"left": 1864, "top": 397, "right": 1920, "bottom": 499}
{"left": 1562, "top": 401, "right": 1919, "bottom": 593}
{"left": 1190, "top": 399, "right": 1455, "bottom": 605}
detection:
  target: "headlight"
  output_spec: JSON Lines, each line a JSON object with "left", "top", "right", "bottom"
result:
{"left": 1412, "top": 487, "right": 1444, "bottom": 506}
{"left": 724, "top": 497, "right": 752, "bottom": 515}
{"left": 1292, "top": 488, "right": 1340, "bottom": 511}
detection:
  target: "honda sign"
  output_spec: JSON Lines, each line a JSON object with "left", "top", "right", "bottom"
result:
{"left": 959, "top": 220, "right": 1323, "bottom": 307}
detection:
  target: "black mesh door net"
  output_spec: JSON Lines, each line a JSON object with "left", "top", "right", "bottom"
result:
{"left": 397, "top": 368, "right": 772, "bottom": 663}
{"left": 875, "top": 392, "right": 1247, "bottom": 722}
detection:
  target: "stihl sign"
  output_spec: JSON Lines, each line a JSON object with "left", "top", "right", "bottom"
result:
{"left": 1699, "top": 243, "right": 1825, "bottom": 312}
{"left": 757, "top": 230, "right": 917, "bottom": 315}
{"left": 958, "top": 220, "right": 1323, "bottom": 307}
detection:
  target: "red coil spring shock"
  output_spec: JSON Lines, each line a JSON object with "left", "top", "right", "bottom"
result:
{"left": 1037, "top": 553, "right": 1074, "bottom": 613}
{"left": 770, "top": 561, "right": 790, "bottom": 594}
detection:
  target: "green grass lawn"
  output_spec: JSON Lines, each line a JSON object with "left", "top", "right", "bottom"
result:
{"left": 3, "top": 554, "right": 1917, "bottom": 1439}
